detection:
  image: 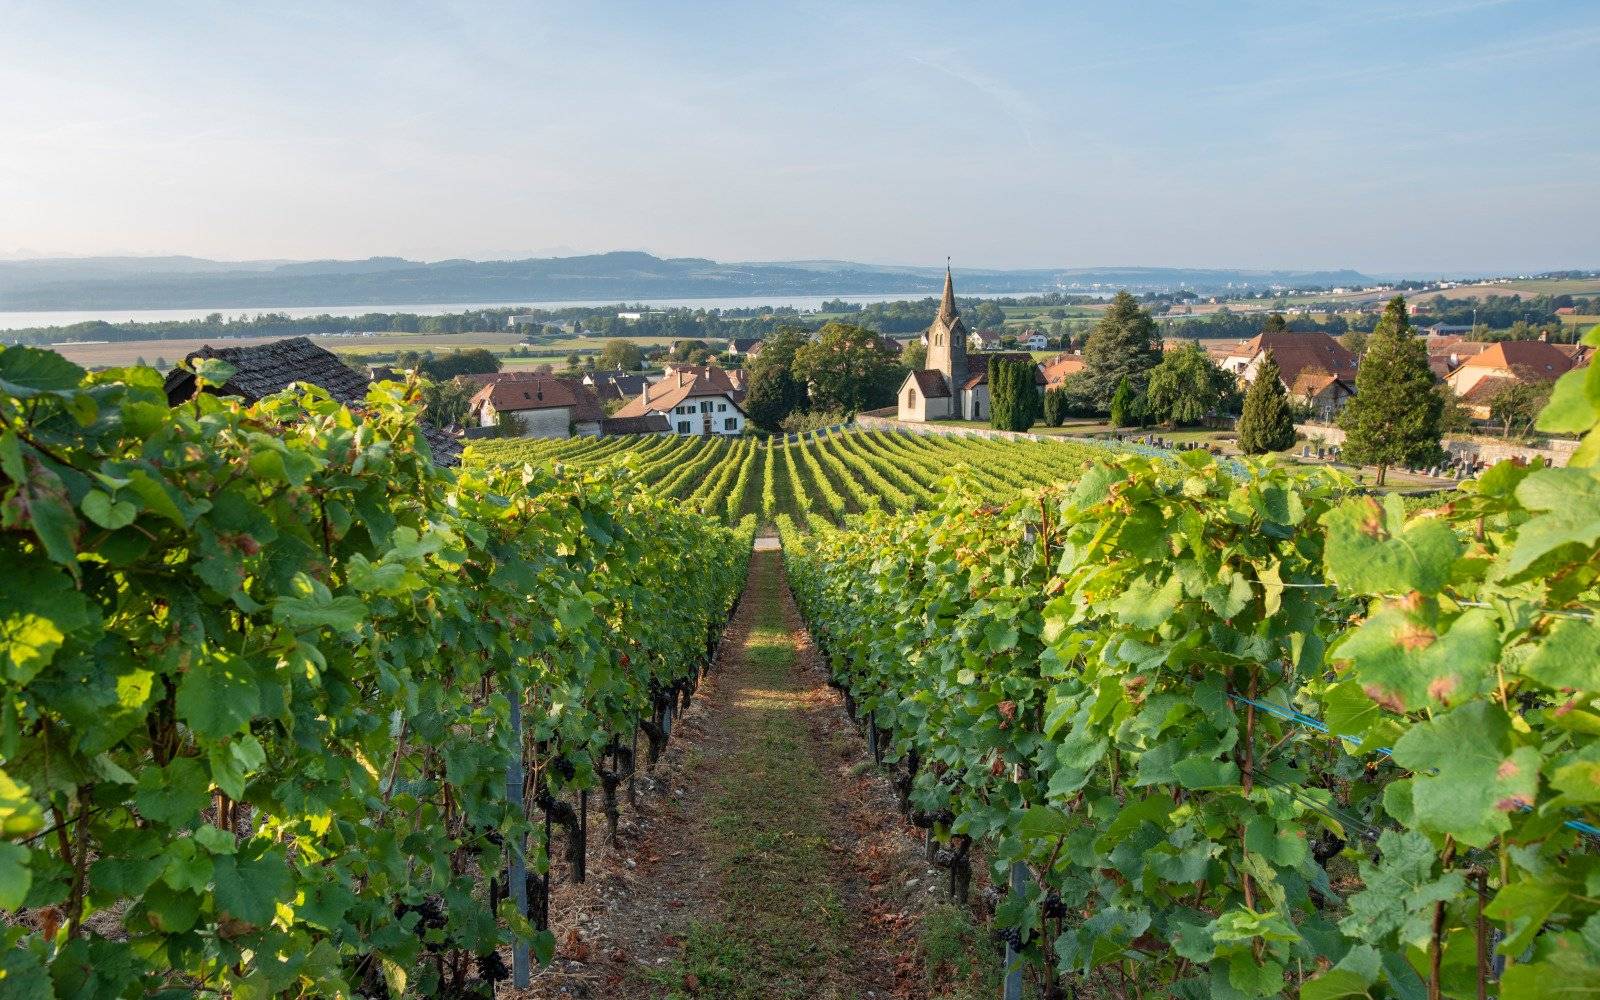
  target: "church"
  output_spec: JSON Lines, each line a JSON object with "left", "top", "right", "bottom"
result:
{"left": 897, "top": 267, "right": 1041, "bottom": 422}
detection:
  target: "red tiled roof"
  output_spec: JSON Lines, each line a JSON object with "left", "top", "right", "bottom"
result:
{"left": 906, "top": 369, "right": 951, "bottom": 398}
{"left": 1040, "top": 353, "right": 1085, "bottom": 385}
{"left": 1458, "top": 340, "right": 1579, "bottom": 381}
{"left": 962, "top": 353, "right": 1047, "bottom": 388}
{"left": 1459, "top": 375, "right": 1519, "bottom": 405}
{"left": 1237, "top": 333, "right": 1357, "bottom": 385}
{"left": 470, "top": 375, "right": 604, "bottom": 421}
{"left": 613, "top": 365, "right": 747, "bottom": 418}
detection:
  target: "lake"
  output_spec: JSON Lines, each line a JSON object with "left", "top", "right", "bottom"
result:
{"left": 0, "top": 290, "right": 1060, "bottom": 333}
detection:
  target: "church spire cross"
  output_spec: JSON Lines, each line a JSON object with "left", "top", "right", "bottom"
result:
{"left": 938, "top": 260, "right": 957, "bottom": 322}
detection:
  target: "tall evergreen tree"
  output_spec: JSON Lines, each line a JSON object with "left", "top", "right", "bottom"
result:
{"left": 1338, "top": 296, "right": 1443, "bottom": 485}
{"left": 1236, "top": 352, "right": 1297, "bottom": 454}
{"left": 1109, "top": 376, "right": 1134, "bottom": 428}
{"left": 1080, "top": 291, "right": 1162, "bottom": 408}
{"left": 1042, "top": 386, "right": 1068, "bottom": 426}
{"left": 988, "top": 356, "right": 1038, "bottom": 431}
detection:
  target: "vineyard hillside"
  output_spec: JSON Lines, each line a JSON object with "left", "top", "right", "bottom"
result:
{"left": 465, "top": 428, "right": 1153, "bottom": 527}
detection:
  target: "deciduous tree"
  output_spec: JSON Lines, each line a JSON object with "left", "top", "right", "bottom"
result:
{"left": 1146, "top": 341, "right": 1232, "bottom": 425}
{"left": 792, "top": 322, "right": 901, "bottom": 413}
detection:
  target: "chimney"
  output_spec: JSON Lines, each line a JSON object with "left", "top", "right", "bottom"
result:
{"left": 643, "top": 380, "right": 650, "bottom": 403}
{"left": 678, "top": 371, "right": 686, "bottom": 388}
{"left": 1538, "top": 331, "right": 1548, "bottom": 342}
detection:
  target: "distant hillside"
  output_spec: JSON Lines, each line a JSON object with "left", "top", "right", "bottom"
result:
{"left": 0, "top": 252, "right": 1379, "bottom": 310}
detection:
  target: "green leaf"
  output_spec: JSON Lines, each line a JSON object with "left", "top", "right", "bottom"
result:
{"left": 1485, "top": 878, "right": 1569, "bottom": 956}
{"left": 1173, "top": 754, "right": 1241, "bottom": 790}
{"left": 80, "top": 490, "right": 137, "bottom": 530}
{"left": 1389, "top": 702, "right": 1539, "bottom": 848}
{"left": 1334, "top": 607, "right": 1499, "bottom": 712}
{"left": 1016, "top": 805, "right": 1072, "bottom": 840}
{"left": 0, "top": 770, "right": 44, "bottom": 838}
{"left": 272, "top": 594, "right": 367, "bottom": 632}
{"left": 133, "top": 758, "right": 211, "bottom": 827}
{"left": 212, "top": 847, "right": 292, "bottom": 927}
{"left": 1322, "top": 496, "right": 1460, "bottom": 596}
{"left": 209, "top": 735, "right": 266, "bottom": 800}
{"left": 1535, "top": 365, "right": 1599, "bottom": 434}
{"left": 176, "top": 652, "right": 260, "bottom": 739}
{"left": 1501, "top": 468, "right": 1600, "bottom": 578}
{"left": 0, "top": 345, "right": 85, "bottom": 397}
{"left": 1339, "top": 830, "right": 1465, "bottom": 948}
{"left": 1521, "top": 618, "right": 1600, "bottom": 692}
{"left": 1301, "top": 969, "right": 1373, "bottom": 1000}
{"left": 0, "top": 842, "right": 31, "bottom": 911}
{"left": 1110, "top": 573, "right": 1181, "bottom": 628}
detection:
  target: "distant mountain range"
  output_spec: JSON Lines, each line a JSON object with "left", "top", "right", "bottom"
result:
{"left": 0, "top": 252, "right": 1381, "bottom": 311}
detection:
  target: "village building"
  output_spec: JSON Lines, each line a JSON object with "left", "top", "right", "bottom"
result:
{"left": 1218, "top": 331, "right": 1359, "bottom": 417}
{"left": 583, "top": 368, "right": 650, "bottom": 404}
{"left": 1288, "top": 370, "right": 1357, "bottom": 422}
{"left": 162, "top": 336, "right": 463, "bottom": 465}
{"left": 613, "top": 363, "right": 748, "bottom": 435}
{"left": 1019, "top": 330, "right": 1049, "bottom": 350}
{"left": 725, "top": 337, "right": 763, "bottom": 357}
{"left": 1040, "top": 352, "right": 1086, "bottom": 388}
{"left": 1444, "top": 339, "right": 1585, "bottom": 399}
{"left": 968, "top": 330, "right": 1003, "bottom": 352}
{"left": 897, "top": 268, "right": 1043, "bottom": 422}
{"left": 468, "top": 374, "right": 606, "bottom": 438}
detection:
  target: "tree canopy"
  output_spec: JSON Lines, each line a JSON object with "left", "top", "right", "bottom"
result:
{"left": 1236, "top": 352, "right": 1297, "bottom": 454}
{"left": 1338, "top": 296, "right": 1444, "bottom": 484}
{"left": 1080, "top": 291, "right": 1162, "bottom": 408}
{"left": 1146, "top": 341, "right": 1234, "bottom": 425}
{"left": 742, "top": 328, "right": 811, "bottom": 431}
{"left": 599, "top": 339, "right": 644, "bottom": 371}
{"left": 791, "top": 322, "right": 903, "bottom": 414}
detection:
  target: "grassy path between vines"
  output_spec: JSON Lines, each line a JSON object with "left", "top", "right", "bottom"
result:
{"left": 640, "top": 548, "right": 913, "bottom": 998}
{"left": 521, "top": 550, "right": 995, "bottom": 1000}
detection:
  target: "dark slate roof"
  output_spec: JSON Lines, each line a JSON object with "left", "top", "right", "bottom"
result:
{"left": 907, "top": 369, "right": 952, "bottom": 398}
{"left": 600, "top": 414, "right": 671, "bottom": 435}
{"left": 162, "top": 336, "right": 462, "bottom": 466}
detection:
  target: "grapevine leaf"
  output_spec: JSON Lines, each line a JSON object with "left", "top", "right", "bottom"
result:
{"left": 1535, "top": 365, "right": 1599, "bottom": 434}
{"left": 1521, "top": 618, "right": 1600, "bottom": 693}
{"left": 1172, "top": 754, "right": 1241, "bottom": 790}
{"left": 80, "top": 489, "right": 137, "bottom": 530}
{"left": 1485, "top": 878, "right": 1570, "bottom": 955}
{"left": 1389, "top": 702, "right": 1539, "bottom": 847}
{"left": 1339, "top": 830, "right": 1465, "bottom": 948}
{"left": 0, "top": 770, "right": 44, "bottom": 838}
{"left": 1333, "top": 606, "right": 1499, "bottom": 712}
{"left": 1321, "top": 496, "right": 1459, "bottom": 596}
{"left": 212, "top": 847, "right": 292, "bottom": 927}
{"left": 133, "top": 757, "right": 211, "bottom": 827}
{"left": 0, "top": 345, "right": 85, "bottom": 397}
{"left": 1500, "top": 468, "right": 1600, "bottom": 578}
{"left": 0, "top": 842, "right": 30, "bottom": 911}
{"left": 272, "top": 593, "right": 368, "bottom": 632}
{"left": 176, "top": 652, "right": 260, "bottom": 739}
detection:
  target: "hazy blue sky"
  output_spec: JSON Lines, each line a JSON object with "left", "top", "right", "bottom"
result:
{"left": 2, "top": 1, "right": 1596, "bottom": 273}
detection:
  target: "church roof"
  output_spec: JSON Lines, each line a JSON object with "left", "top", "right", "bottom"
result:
{"left": 906, "top": 369, "right": 952, "bottom": 398}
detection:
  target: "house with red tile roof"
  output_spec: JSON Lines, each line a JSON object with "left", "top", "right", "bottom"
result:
{"left": 1217, "top": 332, "right": 1359, "bottom": 417}
{"left": 612, "top": 364, "right": 748, "bottom": 435}
{"left": 468, "top": 374, "right": 606, "bottom": 438}
{"left": 1444, "top": 338, "right": 1587, "bottom": 399}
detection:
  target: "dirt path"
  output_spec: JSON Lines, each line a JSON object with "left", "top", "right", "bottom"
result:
{"left": 512, "top": 549, "right": 986, "bottom": 1000}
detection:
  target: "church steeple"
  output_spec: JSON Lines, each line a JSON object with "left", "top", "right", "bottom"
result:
{"left": 938, "top": 260, "right": 957, "bottom": 324}
{"left": 924, "top": 260, "right": 968, "bottom": 389}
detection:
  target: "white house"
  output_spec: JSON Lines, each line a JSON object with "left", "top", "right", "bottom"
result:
{"left": 969, "top": 330, "right": 1002, "bottom": 351}
{"left": 611, "top": 364, "right": 748, "bottom": 436}
{"left": 1020, "top": 330, "right": 1048, "bottom": 350}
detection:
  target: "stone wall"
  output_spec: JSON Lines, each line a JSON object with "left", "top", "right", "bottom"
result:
{"left": 1294, "top": 422, "right": 1577, "bottom": 468}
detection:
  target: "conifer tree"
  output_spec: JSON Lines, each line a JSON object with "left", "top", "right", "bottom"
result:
{"left": 1081, "top": 291, "right": 1162, "bottom": 408}
{"left": 1338, "top": 295, "right": 1443, "bottom": 485}
{"left": 988, "top": 356, "right": 1038, "bottom": 431}
{"left": 1236, "top": 352, "right": 1297, "bottom": 454}
{"left": 1109, "top": 376, "right": 1134, "bottom": 428}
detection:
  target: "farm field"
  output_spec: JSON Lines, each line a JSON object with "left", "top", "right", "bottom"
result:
{"left": 464, "top": 427, "right": 1130, "bottom": 527}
